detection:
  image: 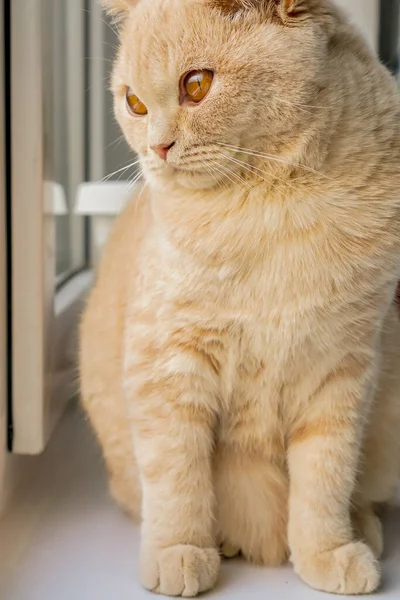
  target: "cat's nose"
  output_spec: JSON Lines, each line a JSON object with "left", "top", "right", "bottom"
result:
{"left": 150, "top": 142, "right": 175, "bottom": 161}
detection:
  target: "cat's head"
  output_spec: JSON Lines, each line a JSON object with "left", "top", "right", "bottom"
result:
{"left": 102, "top": 0, "right": 337, "bottom": 190}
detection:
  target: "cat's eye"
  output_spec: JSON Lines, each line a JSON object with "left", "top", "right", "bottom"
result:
{"left": 125, "top": 88, "right": 147, "bottom": 116}
{"left": 181, "top": 70, "right": 214, "bottom": 104}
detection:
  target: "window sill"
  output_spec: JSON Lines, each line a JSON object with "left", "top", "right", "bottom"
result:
{"left": 75, "top": 181, "right": 138, "bottom": 264}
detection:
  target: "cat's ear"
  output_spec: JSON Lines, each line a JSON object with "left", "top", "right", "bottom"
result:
{"left": 208, "top": 0, "right": 264, "bottom": 14}
{"left": 276, "top": 0, "right": 314, "bottom": 20}
{"left": 210, "top": 0, "right": 314, "bottom": 21}
{"left": 99, "top": 0, "right": 137, "bottom": 20}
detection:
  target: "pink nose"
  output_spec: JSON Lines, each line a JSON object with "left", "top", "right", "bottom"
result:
{"left": 150, "top": 142, "right": 175, "bottom": 161}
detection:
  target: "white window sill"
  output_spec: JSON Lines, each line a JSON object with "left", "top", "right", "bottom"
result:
{"left": 75, "top": 181, "right": 138, "bottom": 264}
{"left": 44, "top": 181, "right": 68, "bottom": 216}
{"left": 75, "top": 181, "right": 136, "bottom": 216}
{"left": 1, "top": 402, "right": 400, "bottom": 600}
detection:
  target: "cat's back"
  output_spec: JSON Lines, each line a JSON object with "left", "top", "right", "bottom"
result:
{"left": 80, "top": 185, "right": 151, "bottom": 398}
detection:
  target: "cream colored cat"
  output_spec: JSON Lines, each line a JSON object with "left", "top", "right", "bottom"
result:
{"left": 80, "top": 0, "right": 400, "bottom": 596}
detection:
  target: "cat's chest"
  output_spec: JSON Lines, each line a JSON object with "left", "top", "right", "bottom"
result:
{"left": 216, "top": 314, "right": 324, "bottom": 450}
{"left": 216, "top": 326, "right": 286, "bottom": 449}
{"left": 228, "top": 311, "right": 313, "bottom": 388}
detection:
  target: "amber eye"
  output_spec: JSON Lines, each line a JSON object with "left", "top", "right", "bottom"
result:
{"left": 182, "top": 70, "right": 213, "bottom": 104}
{"left": 125, "top": 89, "right": 147, "bottom": 116}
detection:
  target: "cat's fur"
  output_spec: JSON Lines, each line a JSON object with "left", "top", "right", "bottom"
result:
{"left": 80, "top": 0, "right": 400, "bottom": 596}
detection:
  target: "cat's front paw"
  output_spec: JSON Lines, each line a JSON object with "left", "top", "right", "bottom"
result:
{"left": 293, "top": 541, "right": 381, "bottom": 595}
{"left": 140, "top": 543, "right": 220, "bottom": 597}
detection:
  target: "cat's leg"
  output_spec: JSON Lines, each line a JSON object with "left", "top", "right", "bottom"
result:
{"left": 288, "top": 354, "right": 381, "bottom": 595}
{"left": 215, "top": 446, "right": 288, "bottom": 566}
{"left": 125, "top": 334, "right": 221, "bottom": 598}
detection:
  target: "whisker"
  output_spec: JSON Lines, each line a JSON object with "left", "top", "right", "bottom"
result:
{"left": 208, "top": 160, "right": 238, "bottom": 190}
{"left": 82, "top": 8, "right": 120, "bottom": 39}
{"left": 85, "top": 75, "right": 110, "bottom": 94}
{"left": 85, "top": 56, "right": 114, "bottom": 64}
{"left": 218, "top": 142, "right": 311, "bottom": 175}
{"left": 200, "top": 160, "right": 220, "bottom": 188}
{"left": 219, "top": 152, "right": 273, "bottom": 185}
{"left": 220, "top": 152, "right": 298, "bottom": 191}
{"left": 101, "top": 159, "right": 142, "bottom": 182}
{"left": 138, "top": 181, "right": 148, "bottom": 200}
{"left": 117, "top": 165, "right": 138, "bottom": 182}
{"left": 217, "top": 142, "right": 332, "bottom": 181}
{"left": 127, "top": 169, "right": 143, "bottom": 191}
{"left": 216, "top": 161, "right": 252, "bottom": 190}
{"left": 202, "top": 160, "right": 225, "bottom": 184}
{"left": 104, "top": 165, "right": 136, "bottom": 182}
{"left": 130, "top": 179, "right": 147, "bottom": 224}
{"left": 106, "top": 133, "right": 127, "bottom": 151}
{"left": 102, "top": 40, "right": 119, "bottom": 53}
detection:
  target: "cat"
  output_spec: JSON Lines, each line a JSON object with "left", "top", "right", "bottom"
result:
{"left": 80, "top": 0, "right": 400, "bottom": 596}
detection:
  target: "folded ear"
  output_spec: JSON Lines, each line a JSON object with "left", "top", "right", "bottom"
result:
{"left": 99, "top": 0, "right": 137, "bottom": 19}
{"left": 211, "top": 0, "right": 315, "bottom": 21}
{"left": 277, "top": 0, "right": 315, "bottom": 19}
